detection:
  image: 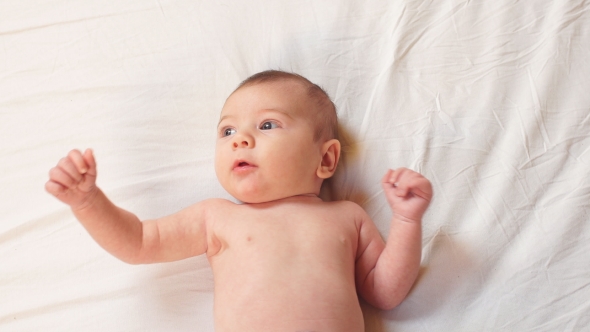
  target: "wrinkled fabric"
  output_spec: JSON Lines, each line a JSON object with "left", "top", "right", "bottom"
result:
{"left": 1, "top": 0, "right": 589, "bottom": 331}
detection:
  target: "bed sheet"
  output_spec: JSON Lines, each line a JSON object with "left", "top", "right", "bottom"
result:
{"left": 1, "top": 0, "right": 590, "bottom": 331}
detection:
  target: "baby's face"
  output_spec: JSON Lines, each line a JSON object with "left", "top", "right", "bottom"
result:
{"left": 215, "top": 80, "right": 324, "bottom": 203}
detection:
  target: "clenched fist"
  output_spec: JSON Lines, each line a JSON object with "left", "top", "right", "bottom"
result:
{"left": 381, "top": 168, "right": 432, "bottom": 223}
{"left": 45, "top": 149, "right": 98, "bottom": 211}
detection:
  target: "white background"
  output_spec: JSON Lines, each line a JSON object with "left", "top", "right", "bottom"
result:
{"left": 1, "top": 1, "right": 589, "bottom": 331}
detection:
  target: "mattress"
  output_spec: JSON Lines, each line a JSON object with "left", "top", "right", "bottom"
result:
{"left": 1, "top": 0, "right": 589, "bottom": 331}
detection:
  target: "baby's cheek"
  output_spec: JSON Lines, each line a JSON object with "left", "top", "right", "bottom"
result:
{"left": 277, "top": 157, "right": 305, "bottom": 177}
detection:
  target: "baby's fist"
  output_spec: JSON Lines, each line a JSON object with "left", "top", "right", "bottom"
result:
{"left": 381, "top": 168, "right": 432, "bottom": 223}
{"left": 45, "top": 149, "right": 98, "bottom": 210}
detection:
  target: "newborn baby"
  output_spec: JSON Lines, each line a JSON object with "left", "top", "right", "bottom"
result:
{"left": 46, "top": 70, "right": 432, "bottom": 331}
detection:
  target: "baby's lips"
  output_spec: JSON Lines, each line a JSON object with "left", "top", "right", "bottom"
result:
{"left": 232, "top": 159, "right": 257, "bottom": 169}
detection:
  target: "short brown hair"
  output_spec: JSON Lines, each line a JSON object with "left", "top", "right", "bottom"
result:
{"left": 235, "top": 70, "right": 338, "bottom": 142}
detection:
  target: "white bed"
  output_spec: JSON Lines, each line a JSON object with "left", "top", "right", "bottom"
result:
{"left": 2, "top": 0, "right": 590, "bottom": 331}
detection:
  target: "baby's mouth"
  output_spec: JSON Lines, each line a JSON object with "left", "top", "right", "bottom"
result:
{"left": 233, "top": 160, "right": 257, "bottom": 170}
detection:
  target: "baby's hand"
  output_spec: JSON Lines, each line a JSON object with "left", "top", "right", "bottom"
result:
{"left": 381, "top": 168, "right": 432, "bottom": 223}
{"left": 45, "top": 149, "right": 98, "bottom": 210}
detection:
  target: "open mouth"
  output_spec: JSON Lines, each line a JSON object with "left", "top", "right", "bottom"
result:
{"left": 233, "top": 159, "right": 256, "bottom": 170}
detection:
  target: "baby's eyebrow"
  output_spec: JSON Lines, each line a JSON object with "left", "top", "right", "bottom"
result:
{"left": 257, "top": 108, "right": 294, "bottom": 120}
{"left": 217, "top": 115, "right": 232, "bottom": 126}
{"left": 217, "top": 109, "right": 294, "bottom": 127}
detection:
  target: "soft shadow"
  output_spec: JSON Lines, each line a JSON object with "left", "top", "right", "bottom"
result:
{"left": 138, "top": 256, "right": 215, "bottom": 324}
{"left": 321, "top": 124, "right": 387, "bottom": 332}
{"left": 321, "top": 127, "right": 475, "bottom": 327}
{"left": 361, "top": 298, "right": 386, "bottom": 332}
{"left": 382, "top": 230, "right": 475, "bottom": 323}
{"left": 320, "top": 123, "right": 363, "bottom": 202}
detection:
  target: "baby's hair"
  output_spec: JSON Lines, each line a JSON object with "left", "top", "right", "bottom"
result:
{"left": 235, "top": 70, "right": 338, "bottom": 142}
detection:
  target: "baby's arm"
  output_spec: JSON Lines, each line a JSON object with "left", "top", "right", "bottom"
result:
{"left": 45, "top": 149, "right": 209, "bottom": 264}
{"left": 355, "top": 168, "right": 432, "bottom": 310}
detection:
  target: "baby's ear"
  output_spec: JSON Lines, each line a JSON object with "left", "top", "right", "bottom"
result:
{"left": 317, "top": 139, "right": 341, "bottom": 179}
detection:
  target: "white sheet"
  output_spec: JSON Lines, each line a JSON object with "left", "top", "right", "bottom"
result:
{"left": 2, "top": 0, "right": 590, "bottom": 331}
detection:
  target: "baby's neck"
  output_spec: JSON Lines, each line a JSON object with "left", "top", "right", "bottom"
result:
{"left": 243, "top": 193, "right": 323, "bottom": 206}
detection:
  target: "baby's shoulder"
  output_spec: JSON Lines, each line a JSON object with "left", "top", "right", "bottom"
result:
{"left": 189, "top": 198, "right": 239, "bottom": 218}
{"left": 201, "top": 197, "right": 236, "bottom": 207}
{"left": 324, "top": 199, "right": 369, "bottom": 218}
{"left": 199, "top": 198, "right": 238, "bottom": 211}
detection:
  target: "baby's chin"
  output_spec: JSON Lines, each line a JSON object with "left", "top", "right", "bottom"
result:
{"left": 220, "top": 178, "right": 323, "bottom": 204}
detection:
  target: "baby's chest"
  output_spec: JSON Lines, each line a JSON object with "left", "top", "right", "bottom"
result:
{"left": 210, "top": 211, "right": 359, "bottom": 262}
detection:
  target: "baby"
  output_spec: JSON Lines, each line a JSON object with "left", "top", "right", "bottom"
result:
{"left": 46, "top": 70, "right": 433, "bottom": 332}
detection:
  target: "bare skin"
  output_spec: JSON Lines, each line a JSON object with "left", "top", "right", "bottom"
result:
{"left": 46, "top": 80, "right": 432, "bottom": 331}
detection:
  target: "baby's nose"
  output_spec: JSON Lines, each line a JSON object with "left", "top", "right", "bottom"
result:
{"left": 232, "top": 135, "right": 254, "bottom": 149}
{"left": 233, "top": 140, "right": 249, "bottom": 148}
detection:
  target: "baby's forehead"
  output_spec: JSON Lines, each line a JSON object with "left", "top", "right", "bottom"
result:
{"left": 241, "top": 79, "right": 309, "bottom": 98}
{"left": 223, "top": 80, "right": 314, "bottom": 113}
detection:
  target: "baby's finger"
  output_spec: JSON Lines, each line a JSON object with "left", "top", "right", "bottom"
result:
{"left": 395, "top": 168, "right": 430, "bottom": 198}
{"left": 82, "top": 149, "right": 97, "bottom": 176}
{"left": 408, "top": 181, "right": 432, "bottom": 201}
{"left": 411, "top": 176, "right": 432, "bottom": 193}
{"left": 45, "top": 180, "right": 67, "bottom": 196}
{"left": 57, "top": 157, "right": 83, "bottom": 182}
{"left": 382, "top": 169, "right": 408, "bottom": 196}
{"left": 48, "top": 166, "right": 77, "bottom": 189}
{"left": 389, "top": 168, "right": 411, "bottom": 190}
{"left": 400, "top": 174, "right": 433, "bottom": 201}
{"left": 388, "top": 168, "right": 399, "bottom": 183}
{"left": 381, "top": 169, "right": 394, "bottom": 185}
{"left": 68, "top": 149, "right": 89, "bottom": 174}
{"left": 394, "top": 182, "right": 410, "bottom": 198}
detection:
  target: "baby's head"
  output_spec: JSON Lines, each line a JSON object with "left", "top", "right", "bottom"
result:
{"left": 215, "top": 70, "right": 340, "bottom": 203}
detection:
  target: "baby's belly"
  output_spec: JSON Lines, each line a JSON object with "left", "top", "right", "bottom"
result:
{"left": 209, "top": 241, "right": 364, "bottom": 331}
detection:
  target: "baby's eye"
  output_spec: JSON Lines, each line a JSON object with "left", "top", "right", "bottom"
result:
{"left": 260, "top": 121, "right": 278, "bottom": 130}
{"left": 222, "top": 128, "right": 236, "bottom": 137}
